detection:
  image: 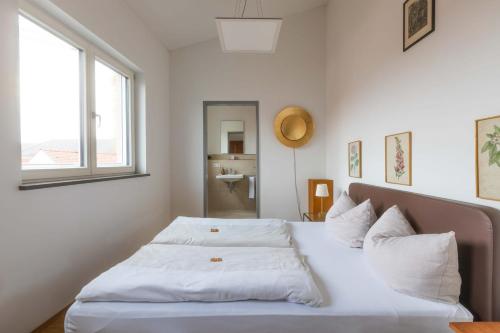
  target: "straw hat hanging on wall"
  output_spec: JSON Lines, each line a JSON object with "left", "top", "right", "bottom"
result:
{"left": 274, "top": 106, "right": 314, "bottom": 148}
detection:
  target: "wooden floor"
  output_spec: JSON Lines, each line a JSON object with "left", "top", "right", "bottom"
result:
{"left": 32, "top": 308, "right": 67, "bottom": 333}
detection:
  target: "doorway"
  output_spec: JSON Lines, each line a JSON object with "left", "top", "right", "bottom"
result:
{"left": 203, "top": 101, "right": 259, "bottom": 218}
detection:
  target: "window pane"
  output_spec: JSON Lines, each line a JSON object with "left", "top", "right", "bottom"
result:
{"left": 95, "top": 60, "right": 129, "bottom": 167}
{"left": 19, "top": 16, "right": 83, "bottom": 170}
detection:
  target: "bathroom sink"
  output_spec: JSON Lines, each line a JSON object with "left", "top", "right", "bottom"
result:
{"left": 216, "top": 174, "right": 244, "bottom": 192}
{"left": 216, "top": 174, "right": 244, "bottom": 183}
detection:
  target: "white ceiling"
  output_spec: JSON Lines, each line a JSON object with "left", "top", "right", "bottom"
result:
{"left": 123, "top": 0, "right": 328, "bottom": 50}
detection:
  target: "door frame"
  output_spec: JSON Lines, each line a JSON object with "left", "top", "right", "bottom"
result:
{"left": 203, "top": 101, "right": 260, "bottom": 218}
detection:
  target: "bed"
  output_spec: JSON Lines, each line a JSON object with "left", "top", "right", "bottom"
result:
{"left": 65, "top": 183, "right": 495, "bottom": 333}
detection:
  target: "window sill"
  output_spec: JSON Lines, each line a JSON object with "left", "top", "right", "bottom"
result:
{"left": 19, "top": 173, "right": 150, "bottom": 190}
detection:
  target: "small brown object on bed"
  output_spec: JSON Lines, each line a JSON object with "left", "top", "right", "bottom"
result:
{"left": 210, "top": 257, "right": 223, "bottom": 262}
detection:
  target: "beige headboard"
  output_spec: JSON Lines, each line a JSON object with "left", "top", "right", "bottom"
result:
{"left": 349, "top": 183, "right": 495, "bottom": 321}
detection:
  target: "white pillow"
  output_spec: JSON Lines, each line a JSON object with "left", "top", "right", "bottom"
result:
{"left": 364, "top": 204, "right": 415, "bottom": 250}
{"left": 326, "top": 191, "right": 356, "bottom": 219}
{"left": 364, "top": 205, "right": 461, "bottom": 304}
{"left": 325, "top": 199, "right": 376, "bottom": 248}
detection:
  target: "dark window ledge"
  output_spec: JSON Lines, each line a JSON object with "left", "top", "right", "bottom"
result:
{"left": 19, "top": 173, "right": 150, "bottom": 190}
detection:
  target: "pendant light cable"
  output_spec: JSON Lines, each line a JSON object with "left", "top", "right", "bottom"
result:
{"left": 260, "top": 0, "right": 265, "bottom": 17}
{"left": 235, "top": 0, "right": 264, "bottom": 18}
{"left": 241, "top": 0, "right": 248, "bottom": 17}
{"left": 234, "top": 0, "right": 240, "bottom": 17}
{"left": 293, "top": 148, "right": 302, "bottom": 220}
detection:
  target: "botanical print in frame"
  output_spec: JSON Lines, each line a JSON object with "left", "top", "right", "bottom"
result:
{"left": 476, "top": 115, "right": 500, "bottom": 201}
{"left": 403, "top": 0, "right": 435, "bottom": 51}
{"left": 385, "top": 132, "right": 412, "bottom": 186}
{"left": 348, "top": 141, "right": 362, "bottom": 178}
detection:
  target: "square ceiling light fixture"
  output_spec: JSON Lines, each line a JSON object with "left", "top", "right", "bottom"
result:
{"left": 216, "top": 18, "right": 282, "bottom": 54}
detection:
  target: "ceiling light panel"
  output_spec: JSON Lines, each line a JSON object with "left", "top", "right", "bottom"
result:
{"left": 216, "top": 18, "right": 282, "bottom": 53}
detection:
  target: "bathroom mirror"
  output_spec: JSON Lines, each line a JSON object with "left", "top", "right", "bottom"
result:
{"left": 220, "top": 120, "right": 244, "bottom": 154}
{"left": 204, "top": 102, "right": 259, "bottom": 218}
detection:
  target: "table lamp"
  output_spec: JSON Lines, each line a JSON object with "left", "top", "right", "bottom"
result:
{"left": 315, "top": 184, "right": 329, "bottom": 217}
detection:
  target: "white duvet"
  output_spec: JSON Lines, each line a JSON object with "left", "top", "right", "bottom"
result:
{"left": 151, "top": 222, "right": 291, "bottom": 248}
{"left": 76, "top": 244, "right": 322, "bottom": 307}
{"left": 171, "top": 216, "right": 285, "bottom": 226}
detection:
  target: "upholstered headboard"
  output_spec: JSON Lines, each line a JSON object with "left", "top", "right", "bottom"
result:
{"left": 349, "top": 183, "right": 495, "bottom": 321}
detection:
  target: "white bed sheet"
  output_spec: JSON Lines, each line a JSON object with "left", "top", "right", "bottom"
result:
{"left": 65, "top": 222, "right": 472, "bottom": 333}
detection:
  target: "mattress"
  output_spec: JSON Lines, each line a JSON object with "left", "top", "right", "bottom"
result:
{"left": 65, "top": 222, "right": 472, "bottom": 333}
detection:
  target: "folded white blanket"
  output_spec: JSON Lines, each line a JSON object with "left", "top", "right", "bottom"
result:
{"left": 172, "top": 216, "right": 284, "bottom": 226}
{"left": 151, "top": 223, "right": 291, "bottom": 247}
{"left": 76, "top": 244, "right": 322, "bottom": 307}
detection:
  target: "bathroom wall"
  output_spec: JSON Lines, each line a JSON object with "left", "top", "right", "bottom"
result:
{"left": 207, "top": 105, "right": 257, "bottom": 155}
{"left": 207, "top": 155, "right": 257, "bottom": 218}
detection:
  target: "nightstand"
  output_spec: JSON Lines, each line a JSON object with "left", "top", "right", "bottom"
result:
{"left": 302, "top": 212, "right": 325, "bottom": 222}
{"left": 449, "top": 322, "right": 500, "bottom": 333}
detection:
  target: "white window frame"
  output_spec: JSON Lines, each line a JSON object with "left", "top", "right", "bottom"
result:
{"left": 19, "top": 2, "right": 136, "bottom": 182}
{"left": 90, "top": 50, "right": 135, "bottom": 176}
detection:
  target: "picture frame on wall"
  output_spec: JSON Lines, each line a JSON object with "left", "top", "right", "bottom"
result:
{"left": 403, "top": 0, "right": 435, "bottom": 51}
{"left": 385, "top": 132, "right": 412, "bottom": 186}
{"left": 348, "top": 140, "right": 362, "bottom": 178}
{"left": 476, "top": 115, "right": 500, "bottom": 201}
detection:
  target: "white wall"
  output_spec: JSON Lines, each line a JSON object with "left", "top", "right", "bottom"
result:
{"left": 170, "top": 6, "right": 326, "bottom": 221}
{"left": 0, "top": 0, "right": 170, "bottom": 332}
{"left": 326, "top": 0, "right": 500, "bottom": 212}
{"left": 326, "top": 1, "right": 500, "bottom": 319}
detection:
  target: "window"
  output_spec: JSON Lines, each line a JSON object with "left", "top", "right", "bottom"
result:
{"left": 19, "top": 7, "right": 135, "bottom": 181}
{"left": 19, "top": 15, "right": 83, "bottom": 170}
{"left": 95, "top": 60, "right": 131, "bottom": 167}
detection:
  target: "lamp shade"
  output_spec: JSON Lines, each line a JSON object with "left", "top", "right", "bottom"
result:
{"left": 315, "top": 184, "right": 329, "bottom": 198}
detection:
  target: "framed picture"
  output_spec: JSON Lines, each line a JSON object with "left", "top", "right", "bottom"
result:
{"left": 476, "top": 115, "right": 500, "bottom": 201}
{"left": 348, "top": 141, "right": 362, "bottom": 178}
{"left": 403, "top": 0, "right": 435, "bottom": 51}
{"left": 385, "top": 132, "right": 412, "bottom": 186}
